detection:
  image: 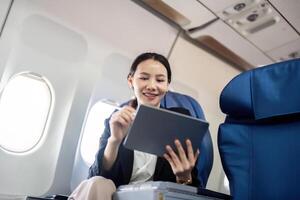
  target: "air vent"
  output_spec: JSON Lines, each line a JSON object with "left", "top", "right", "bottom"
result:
{"left": 221, "top": 0, "right": 257, "bottom": 18}
{"left": 225, "top": 1, "right": 278, "bottom": 36}
{"left": 246, "top": 18, "right": 277, "bottom": 34}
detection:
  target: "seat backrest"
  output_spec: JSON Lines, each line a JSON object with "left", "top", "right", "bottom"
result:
{"left": 218, "top": 58, "right": 300, "bottom": 200}
{"left": 161, "top": 91, "right": 213, "bottom": 188}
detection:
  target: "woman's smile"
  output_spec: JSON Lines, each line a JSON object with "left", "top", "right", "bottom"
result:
{"left": 143, "top": 93, "right": 159, "bottom": 103}
{"left": 128, "top": 59, "right": 169, "bottom": 107}
{"left": 143, "top": 92, "right": 158, "bottom": 97}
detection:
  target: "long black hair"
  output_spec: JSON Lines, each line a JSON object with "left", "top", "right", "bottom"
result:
{"left": 128, "top": 52, "right": 172, "bottom": 83}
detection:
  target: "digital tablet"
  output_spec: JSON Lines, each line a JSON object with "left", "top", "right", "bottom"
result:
{"left": 123, "top": 104, "right": 209, "bottom": 157}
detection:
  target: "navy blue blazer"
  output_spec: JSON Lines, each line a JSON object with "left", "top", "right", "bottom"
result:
{"left": 88, "top": 107, "right": 200, "bottom": 187}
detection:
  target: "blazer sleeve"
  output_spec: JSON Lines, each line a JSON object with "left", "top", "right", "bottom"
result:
{"left": 88, "top": 116, "right": 133, "bottom": 187}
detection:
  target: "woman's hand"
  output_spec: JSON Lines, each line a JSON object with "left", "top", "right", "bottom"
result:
{"left": 103, "top": 106, "right": 135, "bottom": 171}
{"left": 163, "top": 139, "right": 200, "bottom": 184}
{"left": 109, "top": 106, "right": 136, "bottom": 145}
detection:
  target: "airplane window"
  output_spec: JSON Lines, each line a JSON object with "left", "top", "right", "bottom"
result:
{"left": 80, "top": 101, "right": 117, "bottom": 165}
{"left": 0, "top": 72, "right": 53, "bottom": 153}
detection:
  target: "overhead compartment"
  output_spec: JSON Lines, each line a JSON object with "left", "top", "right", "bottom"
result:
{"left": 141, "top": 0, "right": 217, "bottom": 30}
{"left": 138, "top": 0, "right": 300, "bottom": 68}
{"left": 269, "top": 0, "right": 300, "bottom": 33}
{"left": 187, "top": 20, "right": 273, "bottom": 69}
{"left": 266, "top": 0, "right": 300, "bottom": 61}
{"left": 218, "top": 1, "right": 299, "bottom": 52}
{"left": 199, "top": 0, "right": 300, "bottom": 61}
{"left": 266, "top": 38, "right": 300, "bottom": 61}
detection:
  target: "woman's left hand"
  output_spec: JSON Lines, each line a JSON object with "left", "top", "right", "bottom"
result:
{"left": 163, "top": 139, "right": 200, "bottom": 184}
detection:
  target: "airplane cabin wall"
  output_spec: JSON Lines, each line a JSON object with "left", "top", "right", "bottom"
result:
{"left": 0, "top": 0, "right": 11, "bottom": 35}
{"left": 0, "top": 0, "right": 178, "bottom": 198}
{"left": 0, "top": 0, "right": 242, "bottom": 198}
{"left": 0, "top": 1, "right": 89, "bottom": 198}
{"left": 0, "top": 0, "right": 12, "bottom": 84}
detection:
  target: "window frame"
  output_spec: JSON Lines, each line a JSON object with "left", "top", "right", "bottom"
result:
{"left": 0, "top": 71, "right": 54, "bottom": 154}
{"left": 80, "top": 99, "right": 119, "bottom": 165}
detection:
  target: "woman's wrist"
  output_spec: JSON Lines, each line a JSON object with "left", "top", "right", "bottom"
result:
{"left": 176, "top": 174, "right": 192, "bottom": 185}
{"left": 108, "top": 136, "right": 122, "bottom": 147}
{"left": 103, "top": 137, "right": 121, "bottom": 171}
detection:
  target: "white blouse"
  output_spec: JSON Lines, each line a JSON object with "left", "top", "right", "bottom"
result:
{"left": 129, "top": 150, "right": 157, "bottom": 184}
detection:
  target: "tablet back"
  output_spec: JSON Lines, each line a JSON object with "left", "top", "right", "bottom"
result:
{"left": 123, "top": 104, "right": 209, "bottom": 156}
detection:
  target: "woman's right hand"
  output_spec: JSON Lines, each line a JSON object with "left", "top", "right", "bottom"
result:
{"left": 109, "top": 106, "right": 136, "bottom": 145}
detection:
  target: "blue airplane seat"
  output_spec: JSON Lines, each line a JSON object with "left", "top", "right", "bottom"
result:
{"left": 161, "top": 91, "right": 213, "bottom": 188}
{"left": 218, "top": 58, "right": 300, "bottom": 200}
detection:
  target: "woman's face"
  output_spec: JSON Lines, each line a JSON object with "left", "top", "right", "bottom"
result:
{"left": 128, "top": 59, "right": 169, "bottom": 107}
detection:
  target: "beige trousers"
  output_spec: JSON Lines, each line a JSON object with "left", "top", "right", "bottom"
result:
{"left": 68, "top": 176, "right": 116, "bottom": 200}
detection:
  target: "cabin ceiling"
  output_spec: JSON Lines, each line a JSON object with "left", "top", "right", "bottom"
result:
{"left": 139, "top": 0, "right": 300, "bottom": 70}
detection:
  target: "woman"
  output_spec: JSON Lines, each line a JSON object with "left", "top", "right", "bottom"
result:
{"left": 69, "top": 52, "right": 200, "bottom": 200}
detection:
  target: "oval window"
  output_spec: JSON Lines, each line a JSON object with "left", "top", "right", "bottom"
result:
{"left": 0, "top": 72, "right": 53, "bottom": 153}
{"left": 80, "top": 101, "right": 117, "bottom": 165}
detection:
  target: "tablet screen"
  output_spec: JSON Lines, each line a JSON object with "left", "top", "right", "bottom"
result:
{"left": 123, "top": 104, "right": 209, "bottom": 156}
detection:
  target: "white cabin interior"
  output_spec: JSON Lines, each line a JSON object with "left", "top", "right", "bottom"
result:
{"left": 0, "top": 0, "right": 299, "bottom": 199}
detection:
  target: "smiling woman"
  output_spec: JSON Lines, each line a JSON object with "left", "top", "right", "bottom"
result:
{"left": 69, "top": 52, "right": 201, "bottom": 200}
{"left": 127, "top": 54, "right": 171, "bottom": 108}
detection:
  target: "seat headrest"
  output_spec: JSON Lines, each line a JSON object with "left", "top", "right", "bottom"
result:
{"left": 220, "top": 58, "right": 300, "bottom": 120}
{"left": 161, "top": 91, "right": 205, "bottom": 119}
